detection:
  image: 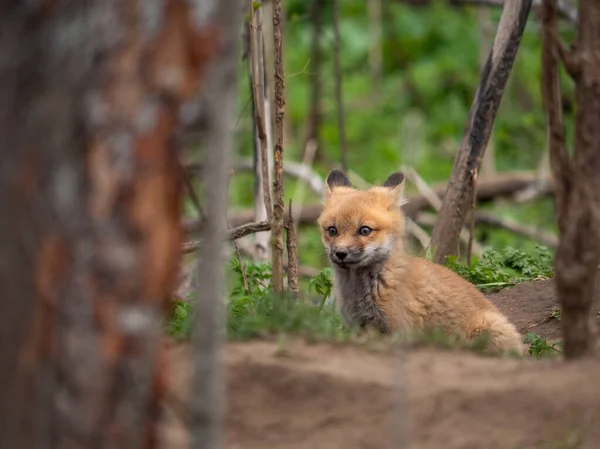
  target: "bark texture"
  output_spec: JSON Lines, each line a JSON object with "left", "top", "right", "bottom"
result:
{"left": 0, "top": 1, "right": 218, "bottom": 447}
{"left": 430, "top": 0, "right": 532, "bottom": 263}
{"left": 271, "top": 0, "right": 286, "bottom": 295}
{"left": 543, "top": 0, "right": 600, "bottom": 359}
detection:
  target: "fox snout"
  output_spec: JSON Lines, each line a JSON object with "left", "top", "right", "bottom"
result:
{"left": 329, "top": 246, "right": 363, "bottom": 267}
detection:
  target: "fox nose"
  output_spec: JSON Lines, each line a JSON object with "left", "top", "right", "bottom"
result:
{"left": 335, "top": 250, "right": 348, "bottom": 260}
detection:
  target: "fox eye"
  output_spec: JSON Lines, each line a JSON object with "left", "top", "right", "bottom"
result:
{"left": 358, "top": 226, "right": 372, "bottom": 236}
{"left": 327, "top": 226, "right": 338, "bottom": 237}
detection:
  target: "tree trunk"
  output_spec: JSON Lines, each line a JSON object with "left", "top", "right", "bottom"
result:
{"left": 190, "top": 2, "right": 242, "bottom": 448}
{"left": 0, "top": 1, "right": 218, "bottom": 447}
{"left": 430, "top": 0, "right": 532, "bottom": 264}
{"left": 304, "top": 0, "right": 323, "bottom": 155}
{"left": 271, "top": 0, "right": 286, "bottom": 295}
{"left": 543, "top": 0, "right": 600, "bottom": 359}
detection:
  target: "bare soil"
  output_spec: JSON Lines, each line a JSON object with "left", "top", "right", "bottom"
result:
{"left": 160, "top": 279, "right": 600, "bottom": 449}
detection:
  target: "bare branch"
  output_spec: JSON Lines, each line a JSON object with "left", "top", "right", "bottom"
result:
{"left": 542, "top": 0, "right": 570, "bottom": 230}
{"left": 405, "top": 218, "right": 432, "bottom": 250}
{"left": 416, "top": 212, "right": 558, "bottom": 248}
{"left": 430, "top": 0, "right": 533, "bottom": 263}
{"left": 248, "top": 1, "right": 273, "bottom": 222}
{"left": 403, "top": 166, "right": 484, "bottom": 258}
{"left": 213, "top": 171, "right": 554, "bottom": 230}
{"left": 292, "top": 139, "right": 319, "bottom": 224}
{"left": 550, "top": 28, "right": 581, "bottom": 80}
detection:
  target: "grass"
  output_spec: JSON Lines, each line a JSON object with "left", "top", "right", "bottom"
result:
{"left": 166, "top": 244, "right": 561, "bottom": 358}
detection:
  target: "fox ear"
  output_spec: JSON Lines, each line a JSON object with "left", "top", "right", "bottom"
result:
{"left": 383, "top": 172, "right": 405, "bottom": 188}
{"left": 383, "top": 172, "right": 406, "bottom": 208}
{"left": 324, "top": 169, "right": 351, "bottom": 198}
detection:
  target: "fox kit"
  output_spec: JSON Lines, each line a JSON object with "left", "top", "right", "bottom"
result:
{"left": 317, "top": 170, "right": 524, "bottom": 355}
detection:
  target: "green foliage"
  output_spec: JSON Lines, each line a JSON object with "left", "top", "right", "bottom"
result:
{"left": 165, "top": 258, "right": 348, "bottom": 342}
{"left": 446, "top": 245, "right": 553, "bottom": 292}
{"left": 165, "top": 299, "right": 193, "bottom": 339}
{"left": 308, "top": 267, "right": 334, "bottom": 308}
{"left": 525, "top": 333, "right": 563, "bottom": 359}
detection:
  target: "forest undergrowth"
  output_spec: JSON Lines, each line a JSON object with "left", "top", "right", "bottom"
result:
{"left": 167, "top": 244, "right": 561, "bottom": 359}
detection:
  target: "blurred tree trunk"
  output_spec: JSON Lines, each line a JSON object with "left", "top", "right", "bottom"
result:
{"left": 430, "top": 0, "right": 532, "bottom": 264}
{"left": 0, "top": 1, "right": 218, "bottom": 447}
{"left": 542, "top": 0, "right": 600, "bottom": 359}
{"left": 304, "top": 0, "right": 323, "bottom": 158}
{"left": 191, "top": 0, "right": 242, "bottom": 447}
{"left": 368, "top": 0, "right": 383, "bottom": 91}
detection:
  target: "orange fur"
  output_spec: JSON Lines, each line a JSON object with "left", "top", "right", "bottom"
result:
{"left": 317, "top": 171, "right": 524, "bottom": 355}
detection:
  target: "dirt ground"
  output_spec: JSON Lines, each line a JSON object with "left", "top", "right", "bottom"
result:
{"left": 160, "top": 279, "right": 600, "bottom": 449}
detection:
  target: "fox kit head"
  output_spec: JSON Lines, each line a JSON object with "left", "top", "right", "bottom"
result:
{"left": 317, "top": 170, "right": 406, "bottom": 269}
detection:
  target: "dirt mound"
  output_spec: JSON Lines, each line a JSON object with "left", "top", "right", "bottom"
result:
{"left": 487, "top": 278, "right": 600, "bottom": 342}
{"left": 159, "top": 279, "right": 600, "bottom": 449}
{"left": 160, "top": 339, "right": 600, "bottom": 449}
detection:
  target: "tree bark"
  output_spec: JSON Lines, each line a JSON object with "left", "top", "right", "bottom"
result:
{"left": 0, "top": 1, "right": 220, "bottom": 447}
{"left": 248, "top": 4, "right": 273, "bottom": 262}
{"left": 271, "top": 0, "right": 286, "bottom": 295}
{"left": 190, "top": 1, "right": 242, "bottom": 448}
{"left": 543, "top": 0, "right": 600, "bottom": 359}
{"left": 430, "top": 0, "right": 532, "bottom": 264}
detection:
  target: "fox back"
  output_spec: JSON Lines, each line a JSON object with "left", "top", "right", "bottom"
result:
{"left": 317, "top": 170, "right": 524, "bottom": 355}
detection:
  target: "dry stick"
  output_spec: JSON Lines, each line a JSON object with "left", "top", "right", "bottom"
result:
{"left": 271, "top": 0, "right": 286, "bottom": 295}
{"left": 187, "top": 159, "right": 325, "bottom": 198}
{"left": 237, "top": 243, "right": 320, "bottom": 278}
{"left": 332, "top": 0, "right": 348, "bottom": 173}
{"left": 542, "top": 0, "right": 600, "bottom": 360}
{"left": 416, "top": 212, "right": 558, "bottom": 248}
{"left": 292, "top": 139, "right": 318, "bottom": 225}
{"left": 249, "top": 1, "right": 273, "bottom": 222}
{"left": 246, "top": 21, "right": 270, "bottom": 262}
{"left": 405, "top": 218, "right": 431, "bottom": 250}
{"left": 191, "top": 1, "right": 241, "bottom": 448}
{"left": 214, "top": 171, "right": 554, "bottom": 230}
{"left": 286, "top": 200, "right": 300, "bottom": 298}
{"left": 429, "top": 0, "right": 533, "bottom": 264}
{"left": 404, "top": 166, "right": 484, "bottom": 258}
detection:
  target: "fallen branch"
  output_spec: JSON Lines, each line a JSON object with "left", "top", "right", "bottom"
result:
{"left": 416, "top": 212, "right": 558, "bottom": 248}
{"left": 184, "top": 171, "right": 554, "bottom": 231}
{"left": 403, "top": 166, "right": 484, "bottom": 258}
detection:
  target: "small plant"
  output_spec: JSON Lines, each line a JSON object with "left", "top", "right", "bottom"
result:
{"left": 308, "top": 267, "right": 334, "bottom": 309}
{"left": 446, "top": 245, "right": 554, "bottom": 292}
{"left": 165, "top": 299, "right": 193, "bottom": 339}
{"left": 525, "top": 332, "right": 563, "bottom": 359}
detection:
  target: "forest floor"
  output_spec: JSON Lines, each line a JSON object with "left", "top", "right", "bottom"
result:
{"left": 160, "top": 279, "right": 600, "bottom": 449}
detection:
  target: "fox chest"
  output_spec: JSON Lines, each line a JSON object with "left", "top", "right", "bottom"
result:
{"left": 333, "top": 268, "right": 390, "bottom": 333}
